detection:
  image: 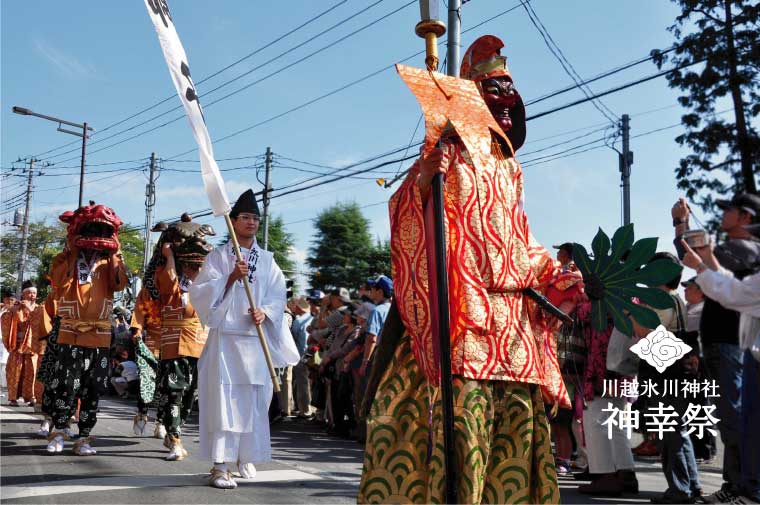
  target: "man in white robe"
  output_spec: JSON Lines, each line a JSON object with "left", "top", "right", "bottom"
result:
{"left": 190, "top": 189, "right": 299, "bottom": 489}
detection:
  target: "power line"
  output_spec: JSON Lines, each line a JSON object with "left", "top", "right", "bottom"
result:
{"left": 524, "top": 46, "right": 677, "bottom": 107}
{"left": 45, "top": 0, "right": 393, "bottom": 160}
{"left": 526, "top": 58, "right": 707, "bottom": 122}
{"left": 160, "top": 163, "right": 265, "bottom": 174}
{"left": 39, "top": 0, "right": 415, "bottom": 164}
{"left": 33, "top": 2, "right": 525, "bottom": 166}
{"left": 519, "top": 0, "right": 617, "bottom": 124}
{"left": 272, "top": 153, "right": 420, "bottom": 199}
{"left": 29, "top": 0, "right": 351, "bottom": 160}
{"left": 519, "top": 126, "right": 608, "bottom": 157}
{"left": 33, "top": 168, "right": 141, "bottom": 192}
{"left": 272, "top": 162, "right": 395, "bottom": 180}
{"left": 284, "top": 200, "right": 387, "bottom": 226}
{"left": 162, "top": 154, "right": 265, "bottom": 163}
{"left": 164, "top": 2, "right": 524, "bottom": 160}
{"left": 25, "top": 166, "right": 145, "bottom": 177}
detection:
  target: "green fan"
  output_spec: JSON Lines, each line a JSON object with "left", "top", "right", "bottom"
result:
{"left": 573, "top": 224, "right": 683, "bottom": 336}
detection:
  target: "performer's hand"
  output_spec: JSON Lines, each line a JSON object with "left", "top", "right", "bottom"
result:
{"left": 671, "top": 197, "right": 690, "bottom": 221}
{"left": 161, "top": 242, "right": 173, "bottom": 259}
{"left": 418, "top": 148, "right": 450, "bottom": 179}
{"left": 19, "top": 300, "right": 32, "bottom": 313}
{"left": 249, "top": 308, "right": 266, "bottom": 326}
{"left": 230, "top": 260, "right": 249, "bottom": 283}
{"left": 417, "top": 147, "right": 450, "bottom": 198}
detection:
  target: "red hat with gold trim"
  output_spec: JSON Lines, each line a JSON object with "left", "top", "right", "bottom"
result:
{"left": 460, "top": 35, "right": 527, "bottom": 151}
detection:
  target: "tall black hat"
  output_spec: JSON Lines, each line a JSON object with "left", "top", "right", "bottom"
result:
{"left": 230, "top": 189, "right": 260, "bottom": 218}
{"left": 21, "top": 280, "right": 35, "bottom": 291}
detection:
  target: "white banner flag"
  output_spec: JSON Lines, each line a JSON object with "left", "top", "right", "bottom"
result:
{"left": 143, "top": 0, "right": 231, "bottom": 216}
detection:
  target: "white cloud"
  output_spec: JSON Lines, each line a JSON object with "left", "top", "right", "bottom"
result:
{"left": 34, "top": 39, "right": 100, "bottom": 79}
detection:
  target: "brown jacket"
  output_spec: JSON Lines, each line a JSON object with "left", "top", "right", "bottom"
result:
{"left": 154, "top": 265, "right": 206, "bottom": 360}
{"left": 48, "top": 248, "right": 128, "bottom": 348}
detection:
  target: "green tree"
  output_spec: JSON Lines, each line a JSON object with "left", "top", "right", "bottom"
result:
{"left": 0, "top": 220, "right": 66, "bottom": 298}
{"left": 652, "top": 0, "right": 760, "bottom": 224}
{"left": 307, "top": 202, "right": 373, "bottom": 290}
{"left": 119, "top": 225, "right": 146, "bottom": 277}
{"left": 257, "top": 215, "right": 296, "bottom": 274}
{"left": 367, "top": 238, "right": 392, "bottom": 278}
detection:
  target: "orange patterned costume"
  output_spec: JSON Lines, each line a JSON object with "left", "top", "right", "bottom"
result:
{"left": 43, "top": 203, "right": 127, "bottom": 452}
{"left": 1, "top": 301, "right": 43, "bottom": 403}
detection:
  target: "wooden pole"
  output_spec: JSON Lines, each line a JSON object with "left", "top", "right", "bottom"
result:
{"left": 415, "top": 10, "right": 456, "bottom": 503}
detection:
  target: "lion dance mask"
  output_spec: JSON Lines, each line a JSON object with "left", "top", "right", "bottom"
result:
{"left": 59, "top": 202, "right": 123, "bottom": 252}
{"left": 143, "top": 213, "right": 216, "bottom": 301}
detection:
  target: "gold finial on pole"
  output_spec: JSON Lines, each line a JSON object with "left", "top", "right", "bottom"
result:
{"left": 415, "top": 19, "right": 446, "bottom": 71}
{"left": 415, "top": 0, "right": 446, "bottom": 71}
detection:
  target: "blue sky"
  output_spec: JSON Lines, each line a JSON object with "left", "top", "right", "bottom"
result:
{"left": 1, "top": 0, "right": 720, "bottom": 288}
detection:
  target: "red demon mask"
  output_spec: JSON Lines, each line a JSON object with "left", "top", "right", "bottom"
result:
{"left": 460, "top": 35, "right": 527, "bottom": 152}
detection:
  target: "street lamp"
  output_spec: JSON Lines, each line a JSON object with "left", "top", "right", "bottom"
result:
{"left": 12, "top": 106, "right": 94, "bottom": 208}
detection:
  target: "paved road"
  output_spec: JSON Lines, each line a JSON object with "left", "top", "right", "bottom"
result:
{"left": 1, "top": 396, "right": 724, "bottom": 504}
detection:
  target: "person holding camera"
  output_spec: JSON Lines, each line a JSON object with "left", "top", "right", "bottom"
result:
{"left": 672, "top": 193, "right": 760, "bottom": 503}
{"left": 681, "top": 225, "right": 760, "bottom": 504}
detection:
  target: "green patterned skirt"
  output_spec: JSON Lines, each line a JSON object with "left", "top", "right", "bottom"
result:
{"left": 358, "top": 335, "right": 559, "bottom": 504}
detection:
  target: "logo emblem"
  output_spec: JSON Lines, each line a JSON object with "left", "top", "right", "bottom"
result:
{"left": 629, "top": 325, "right": 692, "bottom": 373}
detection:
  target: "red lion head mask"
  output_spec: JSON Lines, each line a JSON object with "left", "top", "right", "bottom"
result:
{"left": 59, "top": 203, "right": 123, "bottom": 252}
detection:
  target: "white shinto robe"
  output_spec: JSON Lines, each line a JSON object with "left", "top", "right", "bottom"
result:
{"left": 191, "top": 241, "right": 299, "bottom": 463}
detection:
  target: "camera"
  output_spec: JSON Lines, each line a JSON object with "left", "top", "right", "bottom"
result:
{"left": 682, "top": 229, "right": 710, "bottom": 248}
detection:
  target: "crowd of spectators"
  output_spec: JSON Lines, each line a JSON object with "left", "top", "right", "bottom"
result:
{"left": 271, "top": 275, "right": 394, "bottom": 444}
{"left": 547, "top": 193, "right": 760, "bottom": 504}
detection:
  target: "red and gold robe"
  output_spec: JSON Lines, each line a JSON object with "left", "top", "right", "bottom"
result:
{"left": 390, "top": 137, "right": 570, "bottom": 407}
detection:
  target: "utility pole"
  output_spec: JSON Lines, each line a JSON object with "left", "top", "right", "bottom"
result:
{"left": 262, "top": 146, "right": 272, "bottom": 251}
{"left": 79, "top": 122, "right": 89, "bottom": 208}
{"left": 447, "top": 0, "right": 461, "bottom": 77}
{"left": 143, "top": 152, "right": 157, "bottom": 273}
{"left": 16, "top": 158, "right": 35, "bottom": 296}
{"left": 620, "top": 114, "right": 633, "bottom": 225}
